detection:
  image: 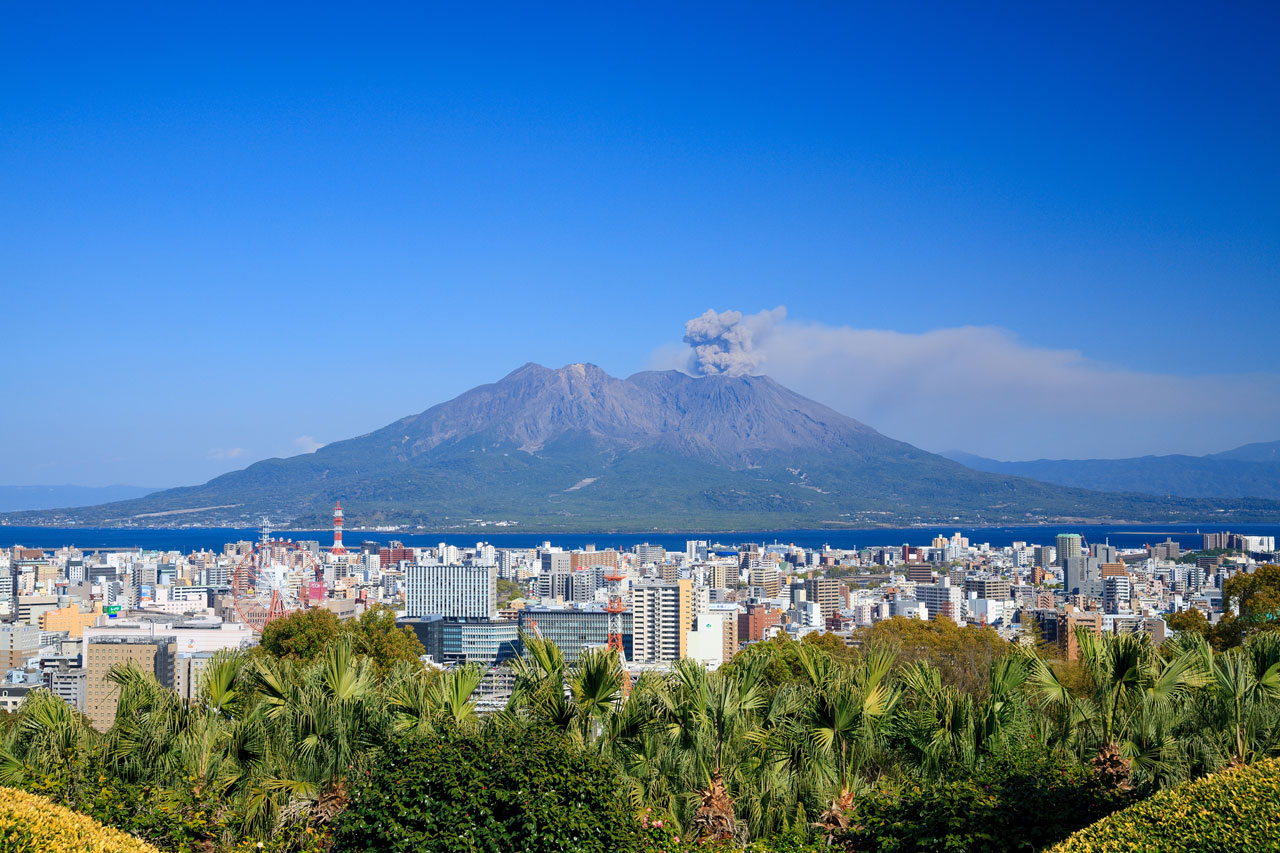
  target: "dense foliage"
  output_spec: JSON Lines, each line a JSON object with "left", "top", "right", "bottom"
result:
{"left": 839, "top": 749, "right": 1128, "bottom": 852}
{"left": 3, "top": 615, "right": 1280, "bottom": 852}
{"left": 0, "top": 785, "right": 162, "bottom": 853}
{"left": 333, "top": 719, "right": 636, "bottom": 853}
{"left": 258, "top": 605, "right": 426, "bottom": 673}
{"left": 1048, "top": 756, "right": 1280, "bottom": 852}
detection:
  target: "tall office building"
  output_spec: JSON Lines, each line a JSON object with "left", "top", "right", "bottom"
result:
{"left": 85, "top": 636, "right": 176, "bottom": 730}
{"left": 1033, "top": 545, "right": 1055, "bottom": 569}
{"left": 405, "top": 564, "right": 497, "bottom": 618}
{"left": 632, "top": 579, "right": 692, "bottom": 663}
{"left": 1055, "top": 534, "right": 1083, "bottom": 567}
{"left": 1064, "top": 556, "right": 1103, "bottom": 598}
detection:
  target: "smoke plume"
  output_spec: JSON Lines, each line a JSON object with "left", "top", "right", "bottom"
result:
{"left": 683, "top": 307, "right": 786, "bottom": 376}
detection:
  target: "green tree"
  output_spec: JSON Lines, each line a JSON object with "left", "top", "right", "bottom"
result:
{"left": 344, "top": 605, "right": 427, "bottom": 673}
{"left": 258, "top": 608, "right": 342, "bottom": 663}
{"left": 1215, "top": 564, "right": 1280, "bottom": 648}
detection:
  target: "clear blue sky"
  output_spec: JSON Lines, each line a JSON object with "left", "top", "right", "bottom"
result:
{"left": 3, "top": 2, "right": 1278, "bottom": 486}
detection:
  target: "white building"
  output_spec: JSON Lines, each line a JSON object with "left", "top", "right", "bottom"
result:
{"left": 405, "top": 563, "right": 497, "bottom": 619}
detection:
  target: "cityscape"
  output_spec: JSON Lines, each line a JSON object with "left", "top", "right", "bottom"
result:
{"left": 4, "top": 4, "right": 1280, "bottom": 853}
{"left": 6, "top": 505, "right": 1278, "bottom": 725}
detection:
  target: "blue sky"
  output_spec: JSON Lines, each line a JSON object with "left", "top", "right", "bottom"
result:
{"left": 3, "top": 2, "right": 1278, "bottom": 486}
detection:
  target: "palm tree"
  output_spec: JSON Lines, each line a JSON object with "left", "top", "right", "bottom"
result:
{"left": 1028, "top": 629, "right": 1206, "bottom": 789}
{"left": 805, "top": 645, "right": 898, "bottom": 835}
{"left": 661, "top": 657, "right": 766, "bottom": 842}
{"left": 568, "top": 648, "right": 625, "bottom": 746}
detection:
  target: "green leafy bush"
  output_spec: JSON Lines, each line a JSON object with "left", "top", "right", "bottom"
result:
{"left": 331, "top": 719, "right": 637, "bottom": 853}
{"left": 1049, "top": 757, "right": 1280, "bottom": 853}
{"left": 837, "top": 748, "right": 1130, "bottom": 853}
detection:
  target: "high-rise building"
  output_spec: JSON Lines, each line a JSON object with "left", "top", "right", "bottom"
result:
{"left": 1103, "top": 576, "right": 1131, "bottom": 614}
{"left": 1034, "top": 545, "right": 1055, "bottom": 569}
{"left": 687, "top": 610, "right": 736, "bottom": 668}
{"left": 803, "top": 577, "right": 843, "bottom": 619}
{"left": 915, "top": 577, "right": 964, "bottom": 623}
{"left": 0, "top": 624, "right": 39, "bottom": 669}
{"left": 85, "top": 636, "right": 176, "bottom": 730}
{"left": 1055, "top": 534, "right": 1083, "bottom": 567}
{"left": 540, "top": 551, "right": 572, "bottom": 574}
{"left": 635, "top": 544, "right": 667, "bottom": 565}
{"left": 570, "top": 550, "right": 618, "bottom": 570}
{"left": 632, "top": 579, "right": 692, "bottom": 663}
{"left": 707, "top": 561, "right": 728, "bottom": 590}
{"left": 748, "top": 562, "right": 782, "bottom": 597}
{"left": 1090, "top": 543, "right": 1118, "bottom": 563}
{"left": 907, "top": 564, "right": 934, "bottom": 585}
{"left": 405, "top": 564, "right": 497, "bottom": 619}
{"left": 1064, "top": 556, "right": 1103, "bottom": 598}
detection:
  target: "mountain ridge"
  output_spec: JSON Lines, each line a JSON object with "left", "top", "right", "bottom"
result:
{"left": 942, "top": 443, "right": 1280, "bottom": 499}
{"left": 10, "top": 364, "right": 1280, "bottom": 530}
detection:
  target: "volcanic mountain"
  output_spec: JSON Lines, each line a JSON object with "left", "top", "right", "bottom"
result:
{"left": 23, "top": 364, "right": 1280, "bottom": 530}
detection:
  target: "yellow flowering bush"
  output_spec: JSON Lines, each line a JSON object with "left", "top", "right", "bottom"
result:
{"left": 0, "top": 786, "right": 162, "bottom": 853}
{"left": 1049, "top": 757, "right": 1280, "bottom": 853}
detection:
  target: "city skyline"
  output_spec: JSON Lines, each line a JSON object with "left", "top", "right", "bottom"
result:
{"left": 4, "top": 4, "right": 1279, "bottom": 486}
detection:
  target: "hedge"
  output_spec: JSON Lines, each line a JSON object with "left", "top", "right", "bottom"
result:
{"left": 331, "top": 720, "right": 637, "bottom": 853}
{"left": 1049, "top": 757, "right": 1280, "bottom": 853}
{"left": 0, "top": 786, "right": 162, "bottom": 853}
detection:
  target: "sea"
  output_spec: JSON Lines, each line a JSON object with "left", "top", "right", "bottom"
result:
{"left": 1, "top": 523, "right": 1278, "bottom": 554}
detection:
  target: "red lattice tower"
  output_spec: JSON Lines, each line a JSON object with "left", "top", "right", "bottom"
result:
{"left": 603, "top": 567, "right": 631, "bottom": 694}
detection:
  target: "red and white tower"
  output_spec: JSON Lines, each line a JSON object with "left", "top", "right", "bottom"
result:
{"left": 330, "top": 500, "right": 347, "bottom": 556}
{"left": 603, "top": 566, "right": 631, "bottom": 693}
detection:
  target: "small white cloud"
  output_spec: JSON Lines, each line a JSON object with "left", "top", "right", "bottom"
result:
{"left": 294, "top": 435, "right": 324, "bottom": 454}
{"left": 206, "top": 447, "right": 246, "bottom": 461}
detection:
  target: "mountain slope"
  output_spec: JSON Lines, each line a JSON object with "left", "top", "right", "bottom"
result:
{"left": 942, "top": 444, "right": 1280, "bottom": 499}
{"left": 13, "top": 364, "right": 1280, "bottom": 530}
{"left": 0, "top": 485, "right": 160, "bottom": 513}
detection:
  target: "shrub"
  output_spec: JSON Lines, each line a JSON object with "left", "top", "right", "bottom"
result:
{"left": 837, "top": 748, "right": 1130, "bottom": 852}
{"left": 24, "top": 774, "right": 231, "bottom": 853}
{"left": 0, "top": 785, "right": 162, "bottom": 853}
{"left": 1048, "top": 757, "right": 1280, "bottom": 853}
{"left": 331, "top": 720, "right": 637, "bottom": 853}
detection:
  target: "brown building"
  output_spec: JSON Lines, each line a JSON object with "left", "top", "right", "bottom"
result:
{"left": 1061, "top": 607, "right": 1103, "bottom": 661}
{"left": 570, "top": 550, "right": 619, "bottom": 571}
{"left": 803, "top": 577, "right": 843, "bottom": 619}
{"left": 738, "top": 602, "right": 782, "bottom": 645}
{"left": 85, "top": 636, "right": 176, "bottom": 730}
{"left": 748, "top": 563, "right": 782, "bottom": 597}
{"left": 907, "top": 564, "right": 935, "bottom": 585}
